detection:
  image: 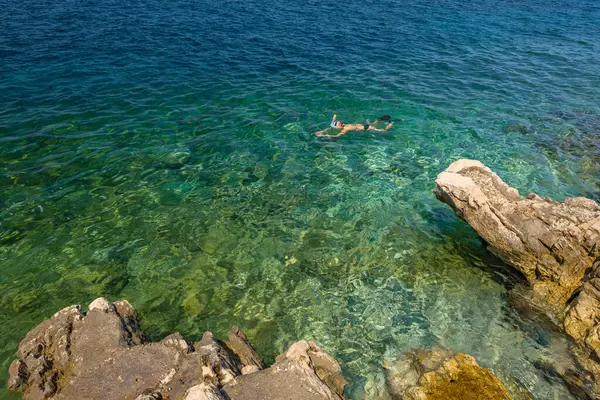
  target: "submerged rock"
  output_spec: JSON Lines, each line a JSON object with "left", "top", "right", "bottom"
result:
{"left": 8, "top": 298, "right": 346, "bottom": 400}
{"left": 434, "top": 159, "right": 600, "bottom": 397}
{"left": 384, "top": 348, "right": 512, "bottom": 399}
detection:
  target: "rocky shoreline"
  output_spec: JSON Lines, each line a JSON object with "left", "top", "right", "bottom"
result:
{"left": 10, "top": 158, "right": 600, "bottom": 399}
{"left": 7, "top": 298, "right": 514, "bottom": 400}
{"left": 435, "top": 159, "right": 600, "bottom": 398}
{"left": 7, "top": 297, "right": 347, "bottom": 400}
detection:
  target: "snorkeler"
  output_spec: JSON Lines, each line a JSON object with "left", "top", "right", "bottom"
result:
{"left": 315, "top": 114, "right": 396, "bottom": 137}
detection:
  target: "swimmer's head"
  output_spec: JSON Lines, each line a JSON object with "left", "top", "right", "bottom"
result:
{"left": 336, "top": 121, "right": 344, "bottom": 128}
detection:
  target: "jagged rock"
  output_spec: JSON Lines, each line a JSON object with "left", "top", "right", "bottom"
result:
{"left": 226, "top": 325, "right": 265, "bottom": 370}
{"left": 434, "top": 159, "right": 600, "bottom": 397}
{"left": 275, "top": 340, "right": 347, "bottom": 398}
{"left": 434, "top": 159, "right": 600, "bottom": 312}
{"left": 135, "top": 394, "right": 162, "bottom": 400}
{"left": 7, "top": 359, "right": 28, "bottom": 391}
{"left": 241, "top": 365, "right": 260, "bottom": 375}
{"left": 223, "top": 340, "right": 346, "bottom": 400}
{"left": 8, "top": 298, "right": 346, "bottom": 400}
{"left": 183, "top": 383, "right": 226, "bottom": 400}
{"left": 564, "top": 261, "right": 600, "bottom": 360}
{"left": 384, "top": 348, "right": 512, "bottom": 400}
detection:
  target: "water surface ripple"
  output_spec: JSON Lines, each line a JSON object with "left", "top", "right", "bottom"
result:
{"left": 2, "top": 0, "right": 600, "bottom": 398}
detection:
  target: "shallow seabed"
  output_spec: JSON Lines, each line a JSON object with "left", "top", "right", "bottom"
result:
{"left": 2, "top": 0, "right": 600, "bottom": 398}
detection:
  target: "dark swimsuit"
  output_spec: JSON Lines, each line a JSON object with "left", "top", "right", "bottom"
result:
{"left": 363, "top": 124, "right": 370, "bottom": 130}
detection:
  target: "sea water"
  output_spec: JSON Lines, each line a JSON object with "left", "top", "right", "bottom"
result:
{"left": 1, "top": 0, "right": 600, "bottom": 398}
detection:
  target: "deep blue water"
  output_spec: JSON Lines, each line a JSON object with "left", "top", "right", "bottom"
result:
{"left": 2, "top": 0, "right": 600, "bottom": 398}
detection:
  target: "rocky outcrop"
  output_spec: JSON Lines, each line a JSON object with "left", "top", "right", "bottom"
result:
{"left": 434, "top": 159, "right": 600, "bottom": 396}
{"left": 224, "top": 340, "right": 347, "bottom": 400}
{"left": 8, "top": 297, "right": 518, "bottom": 400}
{"left": 383, "top": 348, "right": 513, "bottom": 399}
{"left": 8, "top": 298, "right": 346, "bottom": 400}
{"left": 434, "top": 159, "right": 600, "bottom": 313}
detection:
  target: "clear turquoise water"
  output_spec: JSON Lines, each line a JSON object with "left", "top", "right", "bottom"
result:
{"left": 2, "top": 0, "right": 600, "bottom": 398}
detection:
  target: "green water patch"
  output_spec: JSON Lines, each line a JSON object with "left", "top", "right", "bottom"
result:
{"left": 2, "top": 1, "right": 600, "bottom": 396}
{"left": 0, "top": 99, "right": 586, "bottom": 398}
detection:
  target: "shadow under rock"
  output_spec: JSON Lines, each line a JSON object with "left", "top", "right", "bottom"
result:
{"left": 427, "top": 205, "right": 528, "bottom": 289}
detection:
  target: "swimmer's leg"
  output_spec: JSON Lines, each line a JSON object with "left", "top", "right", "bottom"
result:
{"left": 367, "top": 122, "right": 394, "bottom": 132}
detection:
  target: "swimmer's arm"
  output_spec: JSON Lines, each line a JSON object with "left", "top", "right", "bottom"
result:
{"left": 326, "top": 129, "right": 349, "bottom": 137}
{"left": 315, "top": 127, "right": 350, "bottom": 137}
{"left": 314, "top": 127, "right": 331, "bottom": 136}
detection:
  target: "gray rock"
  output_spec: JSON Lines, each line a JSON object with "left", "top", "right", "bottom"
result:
{"left": 223, "top": 341, "right": 346, "bottom": 400}
{"left": 241, "top": 365, "right": 261, "bottom": 375}
{"left": 8, "top": 298, "right": 346, "bottom": 400}
{"left": 87, "top": 297, "right": 112, "bottom": 312}
{"left": 183, "top": 383, "right": 226, "bottom": 400}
